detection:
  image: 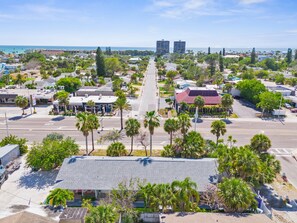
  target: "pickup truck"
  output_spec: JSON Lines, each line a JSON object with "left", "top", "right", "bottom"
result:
{"left": 0, "top": 165, "right": 8, "bottom": 188}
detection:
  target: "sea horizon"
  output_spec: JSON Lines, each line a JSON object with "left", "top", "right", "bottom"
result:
{"left": 0, "top": 45, "right": 292, "bottom": 54}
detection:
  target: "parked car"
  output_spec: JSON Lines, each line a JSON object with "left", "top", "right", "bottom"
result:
{"left": 291, "top": 108, "right": 297, "bottom": 113}
{"left": 285, "top": 103, "right": 292, "bottom": 109}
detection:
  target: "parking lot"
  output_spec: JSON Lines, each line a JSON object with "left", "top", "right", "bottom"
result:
{"left": 232, "top": 99, "right": 260, "bottom": 118}
{"left": 0, "top": 156, "right": 57, "bottom": 218}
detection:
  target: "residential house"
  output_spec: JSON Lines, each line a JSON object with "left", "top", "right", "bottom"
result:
{"left": 54, "top": 156, "right": 218, "bottom": 204}
{"left": 174, "top": 87, "right": 221, "bottom": 111}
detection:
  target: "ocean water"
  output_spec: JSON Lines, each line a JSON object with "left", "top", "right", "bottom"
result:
{"left": 0, "top": 45, "right": 289, "bottom": 54}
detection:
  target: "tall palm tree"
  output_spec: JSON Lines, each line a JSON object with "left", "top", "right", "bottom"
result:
{"left": 125, "top": 118, "right": 141, "bottom": 155}
{"left": 114, "top": 95, "right": 131, "bottom": 130}
{"left": 54, "top": 90, "right": 69, "bottom": 112}
{"left": 88, "top": 114, "right": 99, "bottom": 155}
{"left": 86, "top": 100, "right": 96, "bottom": 113}
{"left": 210, "top": 120, "right": 227, "bottom": 145}
{"left": 76, "top": 112, "right": 90, "bottom": 155}
{"left": 221, "top": 94, "right": 234, "bottom": 118}
{"left": 15, "top": 95, "right": 28, "bottom": 115}
{"left": 151, "top": 183, "right": 175, "bottom": 213}
{"left": 139, "top": 183, "right": 156, "bottom": 209}
{"left": 85, "top": 205, "right": 119, "bottom": 223}
{"left": 172, "top": 177, "right": 199, "bottom": 212}
{"left": 194, "top": 96, "right": 205, "bottom": 118}
{"left": 45, "top": 188, "right": 74, "bottom": 208}
{"left": 177, "top": 113, "right": 191, "bottom": 141}
{"left": 144, "top": 111, "right": 160, "bottom": 156}
{"left": 164, "top": 118, "right": 180, "bottom": 146}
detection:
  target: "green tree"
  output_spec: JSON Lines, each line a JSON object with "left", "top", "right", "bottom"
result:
{"left": 175, "top": 131, "right": 205, "bottom": 158}
{"left": 45, "top": 188, "right": 74, "bottom": 208}
{"left": 221, "top": 94, "right": 234, "bottom": 117}
{"left": 106, "top": 142, "right": 127, "bottom": 156}
{"left": 85, "top": 205, "right": 119, "bottom": 223}
{"left": 15, "top": 95, "right": 28, "bottom": 115}
{"left": 125, "top": 118, "right": 141, "bottom": 155}
{"left": 54, "top": 90, "right": 69, "bottom": 112}
{"left": 236, "top": 79, "right": 266, "bottom": 104}
{"left": 218, "top": 178, "right": 257, "bottom": 213}
{"left": 139, "top": 183, "right": 156, "bottom": 208}
{"left": 251, "top": 47, "right": 256, "bottom": 64}
{"left": 286, "top": 48, "right": 293, "bottom": 64}
{"left": 177, "top": 113, "right": 191, "bottom": 142}
{"left": 76, "top": 112, "right": 91, "bottom": 155}
{"left": 87, "top": 100, "right": 95, "bottom": 113}
{"left": 223, "top": 83, "right": 233, "bottom": 93}
{"left": 105, "top": 57, "right": 121, "bottom": 76}
{"left": 194, "top": 96, "right": 205, "bottom": 119}
{"left": 206, "top": 54, "right": 217, "bottom": 76}
{"left": 295, "top": 49, "right": 297, "bottom": 60}
{"left": 164, "top": 118, "right": 180, "bottom": 146}
{"left": 26, "top": 136, "right": 79, "bottom": 171}
{"left": 172, "top": 177, "right": 199, "bottom": 212}
{"left": 144, "top": 111, "right": 160, "bottom": 156}
{"left": 0, "top": 135, "right": 28, "bottom": 154}
{"left": 56, "top": 77, "right": 81, "bottom": 93}
{"left": 151, "top": 183, "right": 176, "bottom": 213}
{"left": 250, "top": 133, "right": 271, "bottom": 153}
{"left": 210, "top": 120, "right": 226, "bottom": 145}
{"left": 96, "top": 47, "right": 106, "bottom": 77}
{"left": 114, "top": 93, "right": 131, "bottom": 130}
{"left": 257, "top": 91, "right": 281, "bottom": 114}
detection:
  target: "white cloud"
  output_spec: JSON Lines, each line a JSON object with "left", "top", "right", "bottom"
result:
{"left": 149, "top": 0, "right": 264, "bottom": 18}
{"left": 238, "top": 0, "right": 267, "bottom": 4}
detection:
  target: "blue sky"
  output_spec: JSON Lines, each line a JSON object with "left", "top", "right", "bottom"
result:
{"left": 0, "top": 0, "right": 297, "bottom": 48}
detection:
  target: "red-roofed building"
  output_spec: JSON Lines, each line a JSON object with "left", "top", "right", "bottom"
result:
{"left": 175, "top": 87, "right": 221, "bottom": 110}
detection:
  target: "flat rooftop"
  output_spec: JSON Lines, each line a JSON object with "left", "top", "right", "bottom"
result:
{"left": 55, "top": 156, "right": 218, "bottom": 192}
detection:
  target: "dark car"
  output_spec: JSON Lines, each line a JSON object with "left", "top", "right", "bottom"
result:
{"left": 291, "top": 108, "right": 297, "bottom": 113}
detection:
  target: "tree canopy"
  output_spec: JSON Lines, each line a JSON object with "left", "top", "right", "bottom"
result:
{"left": 56, "top": 77, "right": 81, "bottom": 93}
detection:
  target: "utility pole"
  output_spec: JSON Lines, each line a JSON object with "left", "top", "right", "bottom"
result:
{"left": 5, "top": 112, "right": 9, "bottom": 136}
{"left": 194, "top": 107, "right": 198, "bottom": 131}
{"left": 278, "top": 94, "right": 283, "bottom": 120}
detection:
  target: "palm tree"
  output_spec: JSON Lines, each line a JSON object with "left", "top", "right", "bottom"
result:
{"left": 54, "top": 90, "right": 69, "bottom": 112}
{"left": 144, "top": 111, "right": 160, "bottom": 156}
{"left": 106, "top": 142, "right": 127, "bottom": 156}
{"left": 210, "top": 120, "right": 227, "bottom": 145}
{"left": 125, "top": 118, "right": 141, "bottom": 155}
{"left": 15, "top": 95, "right": 28, "bottom": 115}
{"left": 151, "top": 183, "right": 175, "bottom": 213}
{"left": 177, "top": 114, "right": 191, "bottom": 141}
{"left": 218, "top": 178, "right": 257, "bottom": 213}
{"left": 194, "top": 96, "right": 205, "bottom": 118}
{"left": 45, "top": 188, "right": 74, "bottom": 208}
{"left": 114, "top": 94, "right": 131, "bottom": 130}
{"left": 85, "top": 205, "right": 119, "bottom": 223}
{"left": 221, "top": 94, "right": 234, "bottom": 117}
{"left": 86, "top": 100, "right": 96, "bottom": 113}
{"left": 88, "top": 114, "right": 99, "bottom": 155}
{"left": 76, "top": 112, "right": 90, "bottom": 155}
{"left": 139, "top": 183, "right": 156, "bottom": 209}
{"left": 172, "top": 177, "right": 199, "bottom": 212}
{"left": 250, "top": 133, "right": 271, "bottom": 153}
{"left": 164, "top": 118, "right": 180, "bottom": 146}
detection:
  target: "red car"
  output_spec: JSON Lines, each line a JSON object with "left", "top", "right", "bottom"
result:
{"left": 291, "top": 108, "right": 297, "bottom": 113}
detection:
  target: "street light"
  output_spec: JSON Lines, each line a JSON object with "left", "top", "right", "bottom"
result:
{"left": 194, "top": 107, "right": 198, "bottom": 131}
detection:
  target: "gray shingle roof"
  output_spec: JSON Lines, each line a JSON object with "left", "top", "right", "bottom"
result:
{"left": 55, "top": 156, "right": 218, "bottom": 192}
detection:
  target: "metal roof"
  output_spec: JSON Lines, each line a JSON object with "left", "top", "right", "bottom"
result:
{"left": 54, "top": 156, "right": 218, "bottom": 192}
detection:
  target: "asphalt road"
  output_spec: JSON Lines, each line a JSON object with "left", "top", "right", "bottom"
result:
{"left": 138, "top": 59, "right": 158, "bottom": 116}
{"left": 1, "top": 116, "right": 297, "bottom": 149}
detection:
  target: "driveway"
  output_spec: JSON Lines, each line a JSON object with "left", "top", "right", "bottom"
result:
{"left": 0, "top": 156, "right": 58, "bottom": 218}
{"left": 232, "top": 99, "right": 260, "bottom": 118}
